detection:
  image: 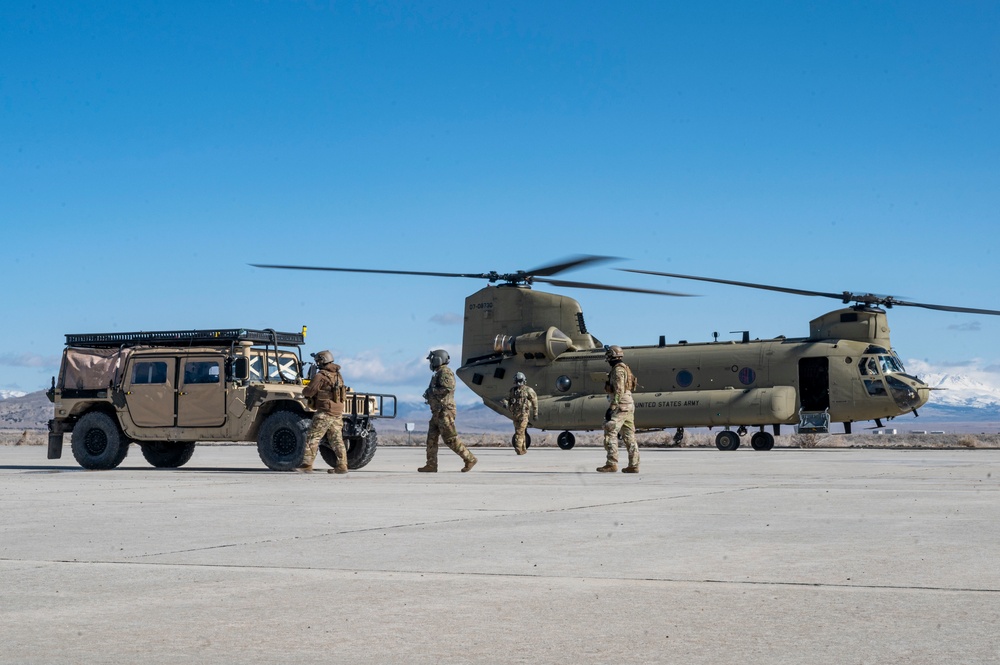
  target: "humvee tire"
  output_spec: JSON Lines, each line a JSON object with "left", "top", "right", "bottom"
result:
{"left": 71, "top": 412, "right": 130, "bottom": 470}
{"left": 257, "top": 411, "right": 309, "bottom": 471}
{"left": 141, "top": 441, "right": 196, "bottom": 468}
{"left": 319, "top": 428, "right": 378, "bottom": 470}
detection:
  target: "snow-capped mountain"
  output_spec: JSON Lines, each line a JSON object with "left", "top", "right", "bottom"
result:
{"left": 920, "top": 372, "right": 1000, "bottom": 410}
{"left": 0, "top": 390, "right": 27, "bottom": 400}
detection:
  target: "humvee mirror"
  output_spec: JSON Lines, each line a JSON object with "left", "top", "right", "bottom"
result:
{"left": 232, "top": 358, "right": 250, "bottom": 381}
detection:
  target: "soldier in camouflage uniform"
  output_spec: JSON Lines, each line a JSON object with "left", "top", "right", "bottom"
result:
{"left": 419, "top": 349, "right": 477, "bottom": 472}
{"left": 599, "top": 345, "right": 640, "bottom": 473}
{"left": 505, "top": 372, "right": 538, "bottom": 455}
{"left": 301, "top": 350, "right": 349, "bottom": 474}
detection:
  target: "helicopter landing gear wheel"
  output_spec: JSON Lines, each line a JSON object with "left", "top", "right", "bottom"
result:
{"left": 715, "top": 430, "right": 741, "bottom": 451}
{"left": 510, "top": 433, "right": 531, "bottom": 449}
{"left": 750, "top": 431, "right": 775, "bottom": 451}
{"left": 557, "top": 431, "right": 575, "bottom": 450}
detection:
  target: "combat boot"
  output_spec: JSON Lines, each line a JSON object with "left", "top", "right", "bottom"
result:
{"left": 328, "top": 464, "right": 348, "bottom": 475}
{"left": 596, "top": 463, "right": 617, "bottom": 473}
{"left": 461, "top": 456, "right": 478, "bottom": 472}
{"left": 621, "top": 465, "right": 639, "bottom": 473}
{"left": 417, "top": 463, "right": 438, "bottom": 473}
{"left": 295, "top": 465, "right": 314, "bottom": 473}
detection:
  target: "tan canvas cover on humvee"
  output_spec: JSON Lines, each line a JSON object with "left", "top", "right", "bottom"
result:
{"left": 60, "top": 347, "right": 132, "bottom": 390}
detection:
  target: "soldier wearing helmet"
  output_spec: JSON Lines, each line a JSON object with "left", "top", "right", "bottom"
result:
{"left": 419, "top": 349, "right": 477, "bottom": 472}
{"left": 504, "top": 371, "right": 538, "bottom": 455}
{"left": 598, "top": 345, "right": 640, "bottom": 473}
{"left": 301, "top": 349, "right": 349, "bottom": 474}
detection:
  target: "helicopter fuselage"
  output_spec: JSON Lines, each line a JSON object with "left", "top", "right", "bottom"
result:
{"left": 455, "top": 284, "right": 929, "bottom": 434}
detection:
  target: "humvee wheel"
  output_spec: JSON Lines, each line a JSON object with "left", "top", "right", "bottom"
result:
{"left": 320, "top": 428, "right": 379, "bottom": 470}
{"left": 257, "top": 411, "right": 309, "bottom": 471}
{"left": 557, "top": 431, "right": 575, "bottom": 450}
{"left": 71, "top": 412, "right": 129, "bottom": 470}
{"left": 141, "top": 441, "right": 196, "bottom": 468}
{"left": 715, "top": 430, "right": 741, "bottom": 451}
{"left": 510, "top": 432, "right": 531, "bottom": 449}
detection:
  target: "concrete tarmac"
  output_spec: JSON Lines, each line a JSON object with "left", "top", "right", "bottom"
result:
{"left": 1, "top": 445, "right": 999, "bottom": 664}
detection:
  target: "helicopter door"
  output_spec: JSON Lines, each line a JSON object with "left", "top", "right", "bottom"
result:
{"left": 798, "top": 357, "right": 830, "bottom": 411}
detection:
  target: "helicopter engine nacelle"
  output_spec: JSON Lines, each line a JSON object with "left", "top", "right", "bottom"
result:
{"left": 809, "top": 308, "right": 891, "bottom": 345}
{"left": 494, "top": 326, "right": 575, "bottom": 362}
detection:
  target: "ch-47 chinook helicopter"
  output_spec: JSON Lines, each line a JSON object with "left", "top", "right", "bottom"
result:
{"left": 251, "top": 257, "right": 1000, "bottom": 451}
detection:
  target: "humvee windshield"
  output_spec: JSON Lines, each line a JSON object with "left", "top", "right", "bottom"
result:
{"left": 248, "top": 351, "right": 300, "bottom": 382}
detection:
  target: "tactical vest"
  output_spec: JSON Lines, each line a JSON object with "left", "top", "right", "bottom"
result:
{"left": 311, "top": 367, "right": 346, "bottom": 415}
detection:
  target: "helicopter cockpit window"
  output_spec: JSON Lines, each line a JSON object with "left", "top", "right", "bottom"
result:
{"left": 863, "top": 345, "right": 889, "bottom": 355}
{"left": 879, "top": 354, "right": 904, "bottom": 375}
{"left": 858, "top": 357, "right": 880, "bottom": 376}
{"left": 864, "top": 378, "right": 887, "bottom": 397}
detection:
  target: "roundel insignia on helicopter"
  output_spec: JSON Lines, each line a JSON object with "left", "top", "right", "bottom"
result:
{"left": 739, "top": 367, "right": 756, "bottom": 385}
{"left": 676, "top": 370, "right": 693, "bottom": 388}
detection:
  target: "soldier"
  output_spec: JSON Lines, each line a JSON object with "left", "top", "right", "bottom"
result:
{"left": 505, "top": 372, "right": 538, "bottom": 455}
{"left": 300, "top": 350, "right": 349, "bottom": 475}
{"left": 419, "top": 349, "right": 477, "bottom": 473}
{"left": 599, "top": 345, "right": 639, "bottom": 473}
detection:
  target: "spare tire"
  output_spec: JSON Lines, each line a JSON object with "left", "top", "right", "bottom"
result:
{"left": 141, "top": 441, "right": 196, "bottom": 468}
{"left": 320, "top": 427, "right": 378, "bottom": 470}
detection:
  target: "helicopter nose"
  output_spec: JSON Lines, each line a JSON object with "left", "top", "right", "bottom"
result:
{"left": 915, "top": 383, "right": 931, "bottom": 409}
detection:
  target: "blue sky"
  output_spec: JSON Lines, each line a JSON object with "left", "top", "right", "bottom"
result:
{"left": 2, "top": 1, "right": 998, "bottom": 402}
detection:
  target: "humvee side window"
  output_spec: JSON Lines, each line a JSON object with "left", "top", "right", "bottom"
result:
{"left": 132, "top": 361, "right": 168, "bottom": 385}
{"left": 183, "top": 361, "right": 220, "bottom": 384}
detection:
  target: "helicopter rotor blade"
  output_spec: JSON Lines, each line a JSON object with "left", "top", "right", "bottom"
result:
{"left": 252, "top": 255, "right": 620, "bottom": 285}
{"left": 619, "top": 269, "right": 846, "bottom": 300}
{"left": 527, "top": 255, "right": 618, "bottom": 278}
{"left": 250, "top": 264, "right": 494, "bottom": 280}
{"left": 535, "top": 277, "right": 694, "bottom": 297}
{"left": 888, "top": 300, "right": 1000, "bottom": 316}
{"left": 621, "top": 269, "right": 1000, "bottom": 315}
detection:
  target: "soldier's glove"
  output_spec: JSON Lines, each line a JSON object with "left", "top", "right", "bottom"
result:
{"left": 604, "top": 408, "right": 613, "bottom": 422}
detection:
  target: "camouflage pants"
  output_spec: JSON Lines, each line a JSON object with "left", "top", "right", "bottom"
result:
{"left": 305, "top": 412, "right": 346, "bottom": 468}
{"left": 512, "top": 413, "right": 530, "bottom": 454}
{"left": 603, "top": 408, "right": 638, "bottom": 467}
{"left": 426, "top": 409, "right": 474, "bottom": 464}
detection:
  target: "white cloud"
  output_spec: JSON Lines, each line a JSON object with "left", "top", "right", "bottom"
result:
{"left": 429, "top": 312, "right": 463, "bottom": 325}
{"left": 0, "top": 353, "right": 60, "bottom": 369}
{"left": 947, "top": 321, "right": 981, "bottom": 332}
{"left": 337, "top": 351, "right": 427, "bottom": 386}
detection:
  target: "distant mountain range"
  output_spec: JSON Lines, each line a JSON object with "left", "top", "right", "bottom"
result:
{"left": 3, "top": 372, "right": 999, "bottom": 432}
{"left": 918, "top": 372, "right": 1000, "bottom": 410}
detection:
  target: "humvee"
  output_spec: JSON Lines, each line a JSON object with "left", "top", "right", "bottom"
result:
{"left": 46, "top": 328, "right": 396, "bottom": 471}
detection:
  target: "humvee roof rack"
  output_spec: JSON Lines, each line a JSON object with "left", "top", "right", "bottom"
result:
{"left": 65, "top": 328, "right": 306, "bottom": 348}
